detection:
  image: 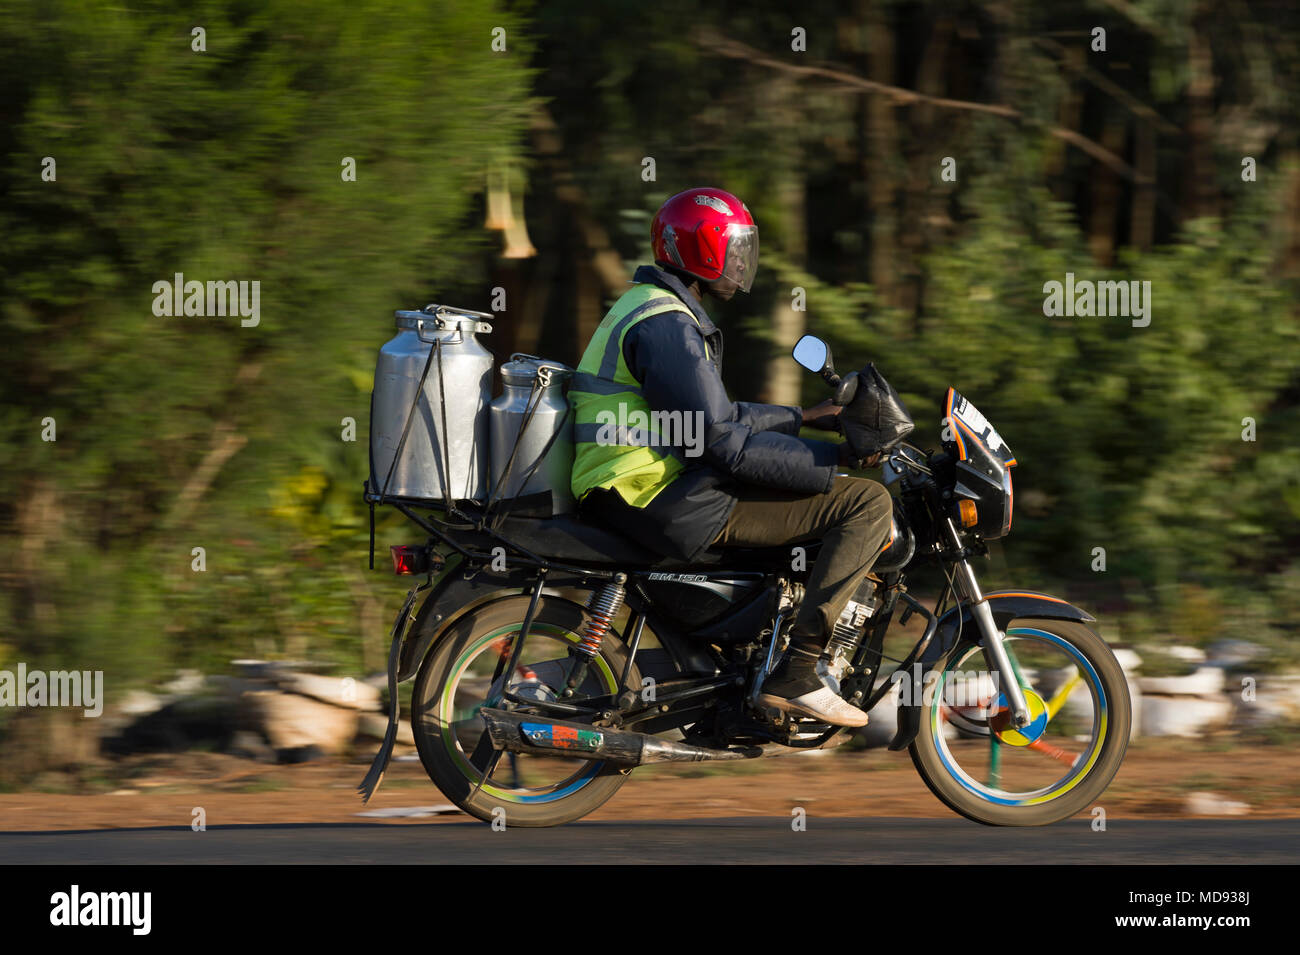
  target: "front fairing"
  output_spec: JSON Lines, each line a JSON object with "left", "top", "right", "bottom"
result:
{"left": 943, "top": 388, "right": 1015, "bottom": 539}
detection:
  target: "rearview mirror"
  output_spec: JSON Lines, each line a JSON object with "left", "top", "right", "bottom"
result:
{"left": 792, "top": 335, "right": 830, "bottom": 374}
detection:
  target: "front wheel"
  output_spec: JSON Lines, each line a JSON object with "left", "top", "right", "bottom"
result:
{"left": 411, "top": 595, "right": 639, "bottom": 827}
{"left": 909, "top": 619, "right": 1130, "bottom": 826}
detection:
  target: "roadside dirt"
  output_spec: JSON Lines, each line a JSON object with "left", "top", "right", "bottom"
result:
{"left": 1, "top": 736, "right": 1296, "bottom": 831}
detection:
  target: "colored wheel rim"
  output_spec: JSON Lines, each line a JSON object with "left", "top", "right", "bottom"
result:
{"left": 438, "top": 623, "right": 618, "bottom": 804}
{"left": 928, "top": 627, "right": 1109, "bottom": 807}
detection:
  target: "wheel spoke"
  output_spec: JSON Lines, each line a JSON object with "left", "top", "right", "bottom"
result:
{"left": 468, "top": 748, "right": 505, "bottom": 802}
{"left": 467, "top": 728, "right": 496, "bottom": 773}
{"left": 483, "top": 635, "right": 515, "bottom": 706}
{"left": 987, "top": 733, "right": 1002, "bottom": 788}
{"left": 1028, "top": 737, "right": 1079, "bottom": 766}
{"left": 1045, "top": 672, "right": 1082, "bottom": 722}
{"left": 506, "top": 752, "right": 522, "bottom": 788}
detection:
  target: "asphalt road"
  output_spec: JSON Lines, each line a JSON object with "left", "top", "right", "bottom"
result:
{"left": 1, "top": 818, "right": 1296, "bottom": 864}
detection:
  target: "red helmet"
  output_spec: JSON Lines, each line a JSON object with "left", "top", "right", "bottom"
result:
{"left": 650, "top": 188, "right": 759, "bottom": 293}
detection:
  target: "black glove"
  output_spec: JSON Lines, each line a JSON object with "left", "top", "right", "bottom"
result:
{"left": 840, "top": 363, "right": 915, "bottom": 462}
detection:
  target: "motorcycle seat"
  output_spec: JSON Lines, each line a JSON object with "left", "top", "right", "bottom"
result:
{"left": 476, "top": 513, "right": 794, "bottom": 570}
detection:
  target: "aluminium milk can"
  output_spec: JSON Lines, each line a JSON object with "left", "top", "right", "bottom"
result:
{"left": 370, "top": 305, "right": 494, "bottom": 502}
{"left": 488, "top": 354, "right": 575, "bottom": 514}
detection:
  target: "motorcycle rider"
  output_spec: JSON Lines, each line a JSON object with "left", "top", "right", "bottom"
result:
{"left": 569, "top": 187, "right": 893, "bottom": 727}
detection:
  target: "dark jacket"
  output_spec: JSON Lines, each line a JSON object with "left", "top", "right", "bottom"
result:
{"left": 579, "top": 265, "right": 838, "bottom": 560}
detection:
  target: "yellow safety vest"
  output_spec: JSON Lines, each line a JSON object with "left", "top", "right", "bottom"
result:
{"left": 569, "top": 285, "right": 708, "bottom": 507}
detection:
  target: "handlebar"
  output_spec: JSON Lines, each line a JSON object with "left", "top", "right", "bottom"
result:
{"left": 881, "top": 443, "right": 934, "bottom": 487}
{"left": 831, "top": 372, "right": 859, "bottom": 406}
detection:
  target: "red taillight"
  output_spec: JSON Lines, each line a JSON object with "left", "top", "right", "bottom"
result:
{"left": 390, "top": 545, "right": 432, "bottom": 576}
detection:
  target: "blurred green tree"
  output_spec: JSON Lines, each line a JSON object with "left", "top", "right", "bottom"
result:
{"left": 0, "top": 0, "right": 534, "bottom": 687}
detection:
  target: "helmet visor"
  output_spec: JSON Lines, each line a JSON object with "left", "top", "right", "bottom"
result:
{"left": 722, "top": 224, "right": 759, "bottom": 292}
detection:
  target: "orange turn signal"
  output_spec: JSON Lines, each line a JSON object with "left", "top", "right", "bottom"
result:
{"left": 957, "top": 499, "right": 979, "bottom": 527}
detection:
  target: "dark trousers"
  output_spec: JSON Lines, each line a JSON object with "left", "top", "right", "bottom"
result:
{"left": 711, "top": 476, "right": 894, "bottom": 645}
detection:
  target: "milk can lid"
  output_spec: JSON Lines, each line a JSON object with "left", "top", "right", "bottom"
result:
{"left": 501, "top": 353, "right": 574, "bottom": 387}
{"left": 394, "top": 304, "right": 494, "bottom": 334}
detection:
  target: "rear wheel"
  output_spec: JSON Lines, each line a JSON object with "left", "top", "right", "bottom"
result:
{"left": 411, "top": 595, "right": 638, "bottom": 827}
{"left": 909, "top": 619, "right": 1130, "bottom": 826}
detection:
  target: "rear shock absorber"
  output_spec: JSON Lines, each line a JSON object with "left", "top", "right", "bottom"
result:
{"left": 566, "top": 574, "right": 626, "bottom": 694}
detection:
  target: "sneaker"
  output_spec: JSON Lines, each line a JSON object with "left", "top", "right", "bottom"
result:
{"left": 817, "top": 650, "right": 850, "bottom": 695}
{"left": 756, "top": 684, "right": 870, "bottom": 728}
{"left": 756, "top": 644, "right": 869, "bottom": 728}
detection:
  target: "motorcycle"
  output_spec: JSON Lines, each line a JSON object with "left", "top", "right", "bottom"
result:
{"left": 359, "top": 335, "right": 1131, "bottom": 828}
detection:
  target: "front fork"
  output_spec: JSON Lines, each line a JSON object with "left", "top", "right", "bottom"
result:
{"left": 945, "top": 519, "right": 1032, "bottom": 728}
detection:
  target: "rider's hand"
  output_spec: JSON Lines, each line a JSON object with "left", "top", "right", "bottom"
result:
{"left": 838, "top": 443, "right": 883, "bottom": 469}
{"left": 802, "top": 399, "right": 842, "bottom": 432}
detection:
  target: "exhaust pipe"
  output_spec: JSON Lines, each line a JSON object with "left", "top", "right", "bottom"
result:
{"left": 479, "top": 708, "right": 761, "bottom": 765}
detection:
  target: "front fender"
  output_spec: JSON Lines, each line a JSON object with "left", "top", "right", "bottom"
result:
{"left": 887, "top": 590, "right": 1095, "bottom": 751}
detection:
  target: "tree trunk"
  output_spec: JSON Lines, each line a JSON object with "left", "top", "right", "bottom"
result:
{"left": 859, "top": 0, "right": 897, "bottom": 305}
{"left": 1184, "top": 6, "right": 1219, "bottom": 221}
{"left": 899, "top": 15, "right": 954, "bottom": 318}
{"left": 1279, "top": 152, "right": 1300, "bottom": 280}
{"left": 1131, "top": 120, "right": 1157, "bottom": 250}
{"left": 1048, "top": 45, "right": 1086, "bottom": 201}
{"left": 762, "top": 172, "right": 807, "bottom": 407}
{"left": 1088, "top": 118, "right": 1128, "bottom": 265}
